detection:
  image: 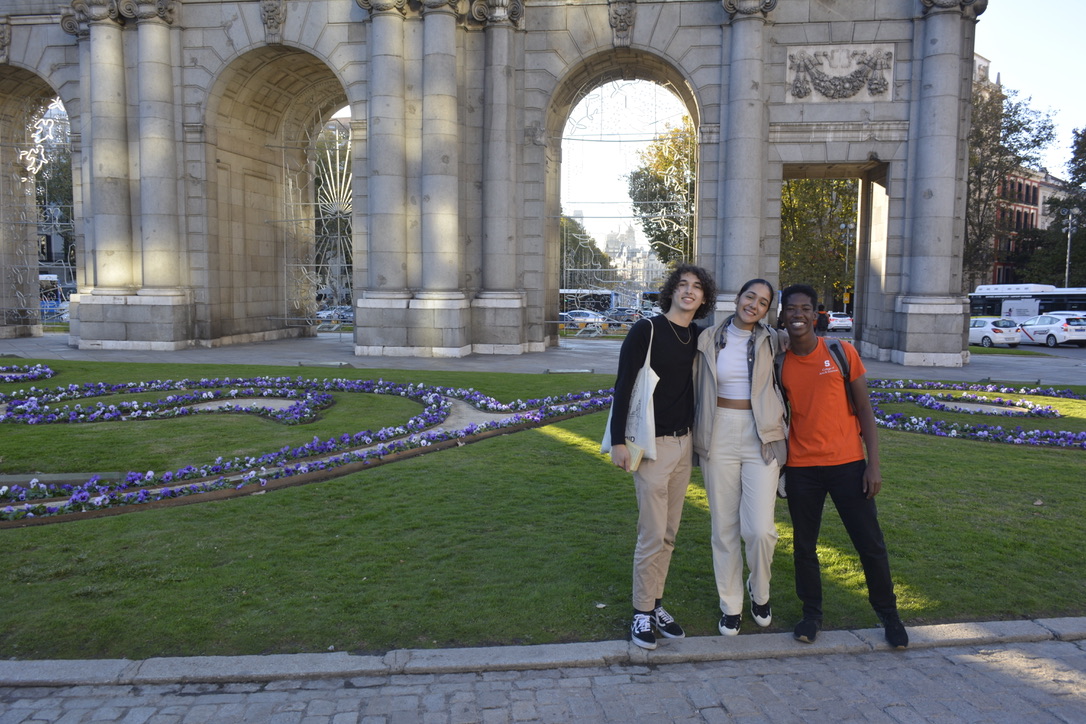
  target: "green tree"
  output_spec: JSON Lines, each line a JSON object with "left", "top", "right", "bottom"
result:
{"left": 965, "top": 84, "right": 1055, "bottom": 289}
{"left": 1067, "top": 127, "right": 1086, "bottom": 190}
{"left": 779, "top": 179, "right": 858, "bottom": 310}
{"left": 560, "top": 214, "right": 613, "bottom": 290}
{"left": 626, "top": 116, "right": 696, "bottom": 265}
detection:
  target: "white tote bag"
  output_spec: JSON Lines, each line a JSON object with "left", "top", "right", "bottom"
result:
{"left": 601, "top": 322, "right": 659, "bottom": 462}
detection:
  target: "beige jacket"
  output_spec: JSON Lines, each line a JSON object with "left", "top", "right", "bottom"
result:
{"left": 692, "top": 316, "right": 788, "bottom": 466}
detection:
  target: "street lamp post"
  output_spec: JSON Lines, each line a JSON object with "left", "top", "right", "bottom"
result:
{"left": 1063, "top": 208, "right": 1080, "bottom": 288}
{"left": 840, "top": 222, "right": 855, "bottom": 312}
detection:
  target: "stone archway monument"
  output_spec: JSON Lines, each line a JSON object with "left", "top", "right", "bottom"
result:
{"left": 0, "top": 0, "right": 985, "bottom": 366}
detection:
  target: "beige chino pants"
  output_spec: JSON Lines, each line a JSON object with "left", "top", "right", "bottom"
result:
{"left": 631, "top": 433, "right": 693, "bottom": 612}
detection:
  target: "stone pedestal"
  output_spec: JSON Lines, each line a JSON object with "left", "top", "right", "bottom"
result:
{"left": 76, "top": 293, "right": 195, "bottom": 351}
{"left": 888, "top": 296, "right": 969, "bottom": 367}
{"left": 471, "top": 293, "right": 528, "bottom": 354}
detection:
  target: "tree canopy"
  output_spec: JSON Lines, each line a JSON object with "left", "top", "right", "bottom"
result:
{"left": 560, "top": 214, "right": 613, "bottom": 289}
{"left": 626, "top": 116, "right": 696, "bottom": 266}
{"left": 964, "top": 84, "right": 1055, "bottom": 289}
{"left": 779, "top": 179, "right": 859, "bottom": 310}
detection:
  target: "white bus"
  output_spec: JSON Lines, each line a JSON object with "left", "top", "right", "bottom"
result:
{"left": 968, "top": 284, "right": 1086, "bottom": 321}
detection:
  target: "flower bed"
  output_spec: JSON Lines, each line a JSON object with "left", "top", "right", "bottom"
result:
{"left": 2, "top": 370, "right": 1081, "bottom": 525}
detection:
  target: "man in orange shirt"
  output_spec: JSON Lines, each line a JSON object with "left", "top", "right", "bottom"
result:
{"left": 778, "top": 284, "right": 908, "bottom": 649}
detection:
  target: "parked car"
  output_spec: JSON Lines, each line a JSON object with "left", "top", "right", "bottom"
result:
{"left": 827, "top": 312, "right": 853, "bottom": 331}
{"left": 604, "top": 307, "right": 642, "bottom": 323}
{"left": 560, "top": 309, "right": 607, "bottom": 324}
{"left": 1017, "top": 312, "right": 1086, "bottom": 347}
{"left": 968, "top": 317, "right": 1020, "bottom": 348}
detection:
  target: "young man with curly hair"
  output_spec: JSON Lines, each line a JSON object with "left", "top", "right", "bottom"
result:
{"left": 608, "top": 263, "right": 717, "bottom": 650}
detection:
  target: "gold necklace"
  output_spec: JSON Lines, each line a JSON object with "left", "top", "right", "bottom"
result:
{"left": 665, "top": 316, "right": 692, "bottom": 345}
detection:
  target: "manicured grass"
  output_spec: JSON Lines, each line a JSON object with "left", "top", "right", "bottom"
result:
{"left": 0, "top": 361, "right": 1083, "bottom": 660}
{"left": 966, "top": 345, "right": 1048, "bottom": 356}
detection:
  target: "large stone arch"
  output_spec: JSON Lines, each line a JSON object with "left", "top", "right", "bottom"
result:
{"left": 0, "top": 0, "right": 987, "bottom": 367}
{"left": 542, "top": 48, "right": 702, "bottom": 332}
{"left": 199, "top": 46, "right": 348, "bottom": 344}
{"left": 0, "top": 66, "right": 57, "bottom": 338}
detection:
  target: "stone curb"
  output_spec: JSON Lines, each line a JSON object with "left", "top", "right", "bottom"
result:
{"left": 2, "top": 617, "right": 1083, "bottom": 687}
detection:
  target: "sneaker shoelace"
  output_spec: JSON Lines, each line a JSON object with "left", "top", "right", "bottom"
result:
{"left": 653, "top": 607, "right": 675, "bottom": 625}
{"left": 752, "top": 600, "right": 771, "bottom": 618}
{"left": 632, "top": 614, "right": 653, "bottom": 634}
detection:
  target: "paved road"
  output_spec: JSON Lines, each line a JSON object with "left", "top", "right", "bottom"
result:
{"left": 3, "top": 332, "right": 1085, "bottom": 386}
{"left": 1, "top": 619, "right": 1084, "bottom": 723}
{"left": 2, "top": 334, "right": 1084, "bottom": 722}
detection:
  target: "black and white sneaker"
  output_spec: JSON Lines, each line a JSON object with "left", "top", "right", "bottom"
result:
{"left": 651, "top": 606, "right": 685, "bottom": 639}
{"left": 718, "top": 613, "right": 742, "bottom": 636}
{"left": 747, "top": 578, "right": 772, "bottom": 628}
{"left": 631, "top": 613, "right": 657, "bottom": 650}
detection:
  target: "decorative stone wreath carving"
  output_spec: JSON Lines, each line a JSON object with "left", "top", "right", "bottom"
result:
{"left": 787, "top": 45, "right": 894, "bottom": 102}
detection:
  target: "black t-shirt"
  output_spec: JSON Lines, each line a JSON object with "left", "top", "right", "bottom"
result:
{"left": 610, "top": 315, "right": 701, "bottom": 442}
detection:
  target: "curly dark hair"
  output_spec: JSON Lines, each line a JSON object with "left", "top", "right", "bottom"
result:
{"left": 658, "top": 263, "right": 717, "bottom": 320}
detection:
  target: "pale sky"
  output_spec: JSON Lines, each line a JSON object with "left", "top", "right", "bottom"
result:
{"left": 973, "top": 0, "right": 1084, "bottom": 178}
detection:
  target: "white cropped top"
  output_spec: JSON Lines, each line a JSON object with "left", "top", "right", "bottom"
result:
{"left": 716, "top": 322, "right": 752, "bottom": 399}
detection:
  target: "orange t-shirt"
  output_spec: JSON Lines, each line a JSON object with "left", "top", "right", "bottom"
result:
{"left": 781, "top": 338, "right": 865, "bottom": 467}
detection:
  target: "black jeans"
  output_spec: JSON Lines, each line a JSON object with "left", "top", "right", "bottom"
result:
{"left": 785, "top": 460, "right": 898, "bottom": 621}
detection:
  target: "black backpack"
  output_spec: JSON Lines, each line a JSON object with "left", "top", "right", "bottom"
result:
{"left": 815, "top": 312, "right": 830, "bottom": 331}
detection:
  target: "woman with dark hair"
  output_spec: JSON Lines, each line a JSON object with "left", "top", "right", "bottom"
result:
{"left": 693, "top": 278, "right": 788, "bottom": 636}
{"left": 608, "top": 263, "right": 716, "bottom": 650}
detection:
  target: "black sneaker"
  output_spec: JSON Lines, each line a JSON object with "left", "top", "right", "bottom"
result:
{"left": 718, "top": 613, "right": 742, "bottom": 636}
{"left": 651, "top": 606, "right": 685, "bottom": 639}
{"left": 747, "top": 578, "right": 772, "bottom": 628}
{"left": 879, "top": 611, "right": 909, "bottom": 649}
{"left": 631, "top": 613, "right": 657, "bottom": 650}
{"left": 793, "top": 618, "right": 821, "bottom": 643}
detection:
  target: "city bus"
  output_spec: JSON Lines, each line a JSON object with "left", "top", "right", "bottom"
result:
{"left": 968, "top": 284, "right": 1086, "bottom": 321}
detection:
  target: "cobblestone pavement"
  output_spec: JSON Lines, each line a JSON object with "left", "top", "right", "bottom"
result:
{"left": 2, "top": 638, "right": 1085, "bottom": 724}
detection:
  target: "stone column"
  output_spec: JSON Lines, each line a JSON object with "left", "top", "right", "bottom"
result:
{"left": 404, "top": 0, "right": 471, "bottom": 356}
{"left": 357, "top": 0, "right": 409, "bottom": 297}
{"left": 717, "top": 0, "right": 775, "bottom": 303}
{"left": 124, "top": 0, "right": 183, "bottom": 296}
{"left": 893, "top": 0, "right": 983, "bottom": 366}
{"left": 418, "top": 0, "right": 462, "bottom": 297}
{"left": 354, "top": 0, "right": 412, "bottom": 354}
{"left": 75, "top": 0, "right": 134, "bottom": 295}
{"left": 471, "top": 0, "right": 527, "bottom": 354}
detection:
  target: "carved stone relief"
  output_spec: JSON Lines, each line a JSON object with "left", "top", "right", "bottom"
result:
{"left": 608, "top": 0, "right": 636, "bottom": 48}
{"left": 786, "top": 46, "right": 893, "bottom": 102}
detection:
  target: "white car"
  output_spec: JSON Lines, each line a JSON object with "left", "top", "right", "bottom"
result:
{"left": 1016, "top": 312, "right": 1086, "bottom": 348}
{"left": 827, "top": 312, "right": 853, "bottom": 331}
{"left": 968, "top": 317, "right": 1020, "bottom": 348}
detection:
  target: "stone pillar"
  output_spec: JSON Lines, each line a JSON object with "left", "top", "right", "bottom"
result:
{"left": 717, "top": 0, "right": 774, "bottom": 304}
{"left": 126, "top": 0, "right": 183, "bottom": 295}
{"left": 893, "top": 0, "right": 982, "bottom": 366}
{"left": 354, "top": 0, "right": 412, "bottom": 354}
{"left": 80, "top": 1, "right": 134, "bottom": 295}
{"left": 471, "top": 0, "right": 527, "bottom": 354}
{"left": 406, "top": 0, "right": 471, "bottom": 356}
{"left": 419, "top": 0, "right": 461, "bottom": 296}
{"left": 359, "top": 0, "right": 409, "bottom": 296}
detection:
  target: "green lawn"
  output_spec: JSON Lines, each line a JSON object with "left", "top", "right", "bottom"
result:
{"left": 0, "top": 360, "right": 1083, "bottom": 660}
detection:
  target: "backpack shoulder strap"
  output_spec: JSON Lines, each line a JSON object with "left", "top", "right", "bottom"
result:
{"left": 825, "top": 339, "right": 857, "bottom": 416}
